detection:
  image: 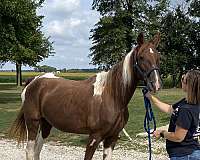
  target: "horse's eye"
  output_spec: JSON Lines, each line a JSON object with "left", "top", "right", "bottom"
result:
{"left": 139, "top": 56, "right": 144, "bottom": 60}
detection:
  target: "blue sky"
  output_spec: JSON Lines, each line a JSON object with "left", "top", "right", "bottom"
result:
{"left": 1, "top": 0, "right": 183, "bottom": 70}
{"left": 1, "top": 0, "right": 99, "bottom": 70}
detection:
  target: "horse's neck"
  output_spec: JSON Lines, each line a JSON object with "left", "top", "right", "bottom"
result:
{"left": 105, "top": 54, "right": 138, "bottom": 107}
{"left": 119, "top": 68, "right": 138, "bottom": 107}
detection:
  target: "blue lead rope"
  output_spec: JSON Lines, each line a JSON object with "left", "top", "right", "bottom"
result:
{"left": 142, "top": 87, "right": 157, "bottom": 160}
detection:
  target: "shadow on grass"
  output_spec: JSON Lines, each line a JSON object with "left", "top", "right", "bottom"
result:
{"left": 49, "top": 129, "right": 89, "bottom": 147}
{"left": 0, "top": 84, "right": 18, "bottom": 90}
{"left": 0, "top": 92, "right": 21, "bottom": 104}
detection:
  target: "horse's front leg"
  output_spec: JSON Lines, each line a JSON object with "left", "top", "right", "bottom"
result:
{"left": 103, "top": 135, "right": 119, "bottom": 160}
{"left": 84, "top": 134, "right": 102, "bottom": 160}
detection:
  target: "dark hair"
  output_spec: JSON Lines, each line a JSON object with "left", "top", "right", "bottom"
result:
{"left": 185, "top": 70, "right": 200, "bottom": 105}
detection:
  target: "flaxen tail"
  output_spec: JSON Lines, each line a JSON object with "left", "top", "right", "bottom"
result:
{"left": 9, "top": 107, "right": 26, "bottom": 145}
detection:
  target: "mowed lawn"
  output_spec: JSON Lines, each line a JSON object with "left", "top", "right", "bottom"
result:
{"left": 0, "top": 81, "right": 185, "bottom": 148}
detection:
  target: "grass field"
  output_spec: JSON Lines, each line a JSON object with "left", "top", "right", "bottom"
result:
{"left": 0, "top": 80, "right": 185, "bottom": 150}
{"left": 0, "top": 72, "right": 96, "bottom": 83}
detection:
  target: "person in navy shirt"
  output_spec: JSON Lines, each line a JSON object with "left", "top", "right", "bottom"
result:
{"left": 146, "top": 70, "right": 200, "bottom": 160}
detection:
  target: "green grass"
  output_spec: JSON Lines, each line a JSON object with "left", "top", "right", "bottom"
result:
{"left": 0, "top": 82, "right": 184, "bottom": 150}
{"left": 0, "top": 72, "right": 96, "bottom": 83}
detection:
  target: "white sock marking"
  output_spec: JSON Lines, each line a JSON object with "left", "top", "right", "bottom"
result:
{"left": 26, "top": 140, "right": 35, "bottom": 160}
{"left": 34, "top": 131, "right": 44, "bottom": 160}
{"left": 103, "top": 147, "right": 113, "bottom": 160}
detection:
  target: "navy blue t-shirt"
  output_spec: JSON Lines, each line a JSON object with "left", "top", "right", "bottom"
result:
{"left": 166, "top": 98, "right": 200, "bottom": 158}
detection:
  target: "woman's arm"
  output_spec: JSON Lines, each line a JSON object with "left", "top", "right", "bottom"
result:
{"left": 154, "top": 126, "right": 188, "bottom": 142}
{"left": 145, "top": 92, "right": 173, "bottom": 114}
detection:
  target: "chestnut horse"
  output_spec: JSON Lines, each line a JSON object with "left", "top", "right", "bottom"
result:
{"left": 10, "top": 32, "right": 162, "bottom": 160}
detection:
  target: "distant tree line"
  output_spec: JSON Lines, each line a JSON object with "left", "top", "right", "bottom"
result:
{"left": 34, "top": 65, "right": 57, "bottom": 72}
{"left": 90, "top": 0, "right": 200, "bottom": 87}
{"left": 33, "top": 65, "right": 99, "bottom": 73}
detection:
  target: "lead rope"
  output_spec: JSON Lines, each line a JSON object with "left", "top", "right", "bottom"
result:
{"left": 142, "top": 87, "right": 156, "bottom": 160}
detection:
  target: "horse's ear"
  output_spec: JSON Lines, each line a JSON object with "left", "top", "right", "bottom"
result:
{"left": 151, "top": 32, "right": 160, "bottom": 47}
{"left": 137, "top": 32, "right": 144, "bottom": 46}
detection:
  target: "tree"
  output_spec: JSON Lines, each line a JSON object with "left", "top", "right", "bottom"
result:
{"left": 188, "top": 0, "right": 200, "bottom": 69}
{"left": 89, "top": 15, "right": 130, "bottom": 69}
{"left": 0, "top": 0, "right": 53, "bottom": 86}
{"left": 160, "top": 6, "right": 200, "bottom": 87}
{"left": 90, "top": 0, "right": 169, "bottom": 69}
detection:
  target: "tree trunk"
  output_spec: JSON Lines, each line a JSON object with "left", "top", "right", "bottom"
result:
{"left": 172, "top": 74, "right": 176, "bottom": 88}
{"left": 177, "top": 70, "right": 183, "bottom": 88}
{"left": 16, "top": 63, "right": 22, "bottom": 86}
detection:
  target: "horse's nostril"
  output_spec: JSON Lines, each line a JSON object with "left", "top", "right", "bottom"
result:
{"left": 154, "top": 84, "right": 161, "bottom": 91}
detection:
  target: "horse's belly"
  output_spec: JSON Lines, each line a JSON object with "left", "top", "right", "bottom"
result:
{"left": 42, "top": 104, "right": 90, "bottom": 134}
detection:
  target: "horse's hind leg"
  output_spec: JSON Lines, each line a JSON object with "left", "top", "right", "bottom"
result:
{"left": 34, "top": 118, "right": 52, "bottom": 159}
{"left": 25, "top": 117, "right": 52, "bottom": 160}
{"left": 25, "top": 115, "right": 40, "bottom": 160}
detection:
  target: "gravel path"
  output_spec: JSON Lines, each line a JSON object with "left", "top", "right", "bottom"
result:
{"left": 0, "top": 139, "right": 169, "bottom": 160}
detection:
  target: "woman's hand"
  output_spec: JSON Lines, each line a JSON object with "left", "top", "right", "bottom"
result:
{"left": 153, "top": 130, "right": 165, "bottom": 138}
{"left": 145, "top": 91, "right": 152, "bottom": 99}
{"left": 144, "top": 92, "right": 173, "bottom": 114}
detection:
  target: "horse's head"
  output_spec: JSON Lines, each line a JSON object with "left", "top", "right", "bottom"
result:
{"left": 134, "top": 32, "right": 162, "bottom": 92}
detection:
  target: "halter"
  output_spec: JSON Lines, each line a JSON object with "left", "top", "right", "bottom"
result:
{"left": 134, "top": 62, "right": 160, "bottom": 82}
{"left": 132, "top": 47, "right": 160, "bottom": 83}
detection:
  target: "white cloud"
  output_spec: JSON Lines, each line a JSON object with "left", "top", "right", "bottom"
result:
{"left": 70, "top": 18, "right": 82, "bottom": 27}
{"left": 38, "top": 0, "right": 99, "bottom": 69}
{"left": 47, "top": 21, "right": 64, "bottom": 36}
{"left": 47, "top": 18, "right": 85, "bottom": 38}
{"left": 50, "top": 0, "right": 80, "bottom": 12}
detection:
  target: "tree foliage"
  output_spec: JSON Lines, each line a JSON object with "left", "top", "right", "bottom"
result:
{"left": 90, "top": 0, "right": 169, "bottom": 69}
{"left": 0, "top": 0, "right": 53, "bottom": 85}
{"left": 160, "top": 3, "right": 200, "bottom": 86}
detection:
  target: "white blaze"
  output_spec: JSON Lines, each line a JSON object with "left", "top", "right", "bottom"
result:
{"left": 154, "top": 70, "right": 160, "bottom": 90}
{"left": 150, "top": 48, "right": 154, "bottom": 53}
{"left": 93, "top": 71, "right": 108, "bottom": 96}
{"left": 122, "top": 50, "right": 133, "bottom": 86}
